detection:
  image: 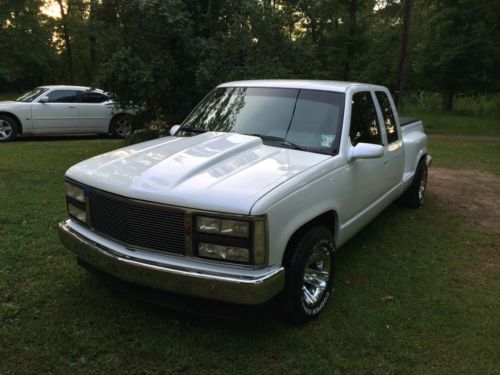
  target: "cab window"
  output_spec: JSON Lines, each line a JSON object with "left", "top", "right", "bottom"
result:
{"left": 375, "top": 91, "right": 399, "bottom": 143}
{"left": 349, "top": 92, "right": 382, "bottom": 146}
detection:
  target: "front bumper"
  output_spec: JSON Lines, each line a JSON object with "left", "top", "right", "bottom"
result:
{"left": 58, "top": 220, "right": 285, "bottom": 305}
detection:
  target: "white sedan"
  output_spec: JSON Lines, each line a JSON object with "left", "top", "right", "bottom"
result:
{"left": 0, "top": 85, "right": 132, "bottom": 142}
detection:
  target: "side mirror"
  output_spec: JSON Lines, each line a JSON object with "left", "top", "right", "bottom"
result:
{"left": 169, "top": 124, "right": 180, "bottom": 136}
{"left": 348, "top": 143, "right": 384, "bottom": 162}
{"left": 39, "top": 96, "right": 49, "bottom": 103}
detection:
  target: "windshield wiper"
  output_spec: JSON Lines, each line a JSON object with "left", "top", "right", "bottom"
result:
{"left": 179, "top": 126, "right": 208, "bottom": 134}
{"left": 243, "top": 134, "right": 308, "bottom": 152}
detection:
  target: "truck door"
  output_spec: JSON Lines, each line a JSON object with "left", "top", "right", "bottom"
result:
{"left": 375, "top": 90, "right": 405, "bottom": 191}
{"left": 343, "top": 91, "right": 393, "bottom": 222}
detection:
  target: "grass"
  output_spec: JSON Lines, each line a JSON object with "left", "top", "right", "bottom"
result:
{"left": 400, "top": 111, "right": 500, "bottom": 137}
{"left": 1, "top": 131, "right": 499, "bottom": 373}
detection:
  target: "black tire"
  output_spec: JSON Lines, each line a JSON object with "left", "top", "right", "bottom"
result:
{"left": 109, "top": 114, "right": 131, "bottom": 138}
{"left": 0, "top": 115, "right": 18, "bottom": 142}
{"left": 397, "top": 159, "right": 428, "bottom": 208}
{"left": 280, "top": 226, "right": 335, "bottom": 324}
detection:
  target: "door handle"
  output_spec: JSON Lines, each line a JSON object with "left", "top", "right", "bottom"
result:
{"left": 69, "top": 106, "right": 76, "bottom": 109}
{"left": 384, "top": 160, "right": 389, "bottom": 166}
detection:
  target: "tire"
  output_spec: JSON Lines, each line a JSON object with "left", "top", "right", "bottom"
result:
{"left": 280, "top": 226, "right": 335, "bottom": 324}
{"left": 0, "top": 115, "right": 18, "bottom": 142}
{"left": 109, "top": 114, "right": 131, "bottom": 138}
{"left": 397, "top": 159, "right": 428, "bottom": 208}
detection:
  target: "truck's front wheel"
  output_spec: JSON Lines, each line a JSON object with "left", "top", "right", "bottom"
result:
{"left": 281, "top": 226, "right": 335, "bottom": 324}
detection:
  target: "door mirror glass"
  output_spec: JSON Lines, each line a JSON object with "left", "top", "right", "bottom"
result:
{"left": 39, "top": 96, "right": 49, "bottom": 103}
{"left": 169, "top": 124, "right": 180, "bottom": 136}
{"left": 348, "top": 142, "right": 384, "bottom": 161}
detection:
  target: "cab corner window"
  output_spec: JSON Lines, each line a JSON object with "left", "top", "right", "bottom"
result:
{"left": 375, "top": 91, "right": 399, "bottom": 144}
{"left": 349, "top": 92, "right": 382, "bottom": 146}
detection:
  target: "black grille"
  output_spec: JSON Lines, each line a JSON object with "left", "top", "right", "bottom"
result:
{"left": 89, "top": 190, "right": 185, "bottom": 254}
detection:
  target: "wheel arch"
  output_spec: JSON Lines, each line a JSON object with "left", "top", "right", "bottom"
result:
{"left": 109, "top": 112, "right": 127, "bottom": 132}
{"left": 0, "top": 112, "right": 23, "bottom": 134}
{"left": 281, "top": 210, "right": 338, "bottom": 266}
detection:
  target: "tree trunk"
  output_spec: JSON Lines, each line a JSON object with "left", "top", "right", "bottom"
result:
{"left": 88, "top": 0, "right": 98, "bottom": 84}
{"left": 56, "top": 0, "right": 74, "bottom": 84}
{"left": 441, "top": 88, "right": 454, "bottom": 111}
{"left": 343, "top": 0, "right": 357, "bottom": 80}
{"left": 395, "top": 0, "right": 411, "bottom": 108}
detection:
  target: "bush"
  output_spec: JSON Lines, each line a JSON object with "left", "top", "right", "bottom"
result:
{"left": 126, "top": 118, "right": 172, "bottom": 145}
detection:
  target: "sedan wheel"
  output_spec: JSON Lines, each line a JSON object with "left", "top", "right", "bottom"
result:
{"left": 110, "top": 115, "right": 132, "bottom": 138}
{"left": 0, "top": 116, "right": 17, "bottom": 142}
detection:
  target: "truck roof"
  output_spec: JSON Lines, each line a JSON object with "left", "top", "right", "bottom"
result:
{"left": 218, "top": 79, "right": 386, "bottom": 93}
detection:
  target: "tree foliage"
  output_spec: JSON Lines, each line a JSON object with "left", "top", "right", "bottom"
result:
{"left": 1, "top": 0, "right": 499, "bottom": 115}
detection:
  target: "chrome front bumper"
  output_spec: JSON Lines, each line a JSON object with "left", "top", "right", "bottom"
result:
{"left": 58, "top": 221, "right": 285, "bottom": 305}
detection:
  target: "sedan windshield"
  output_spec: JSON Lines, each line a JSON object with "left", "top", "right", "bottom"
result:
{"left": 179, "top": 87, "right": 345, "bottom": 154}
{"left": 16, "top": 87, "right": 49, "bottom": 102}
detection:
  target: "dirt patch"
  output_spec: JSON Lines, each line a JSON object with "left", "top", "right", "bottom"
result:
{"left": 429, "top": 167, "right": 500, "bottom": 236}
{"left": 429, "top": 167, "right": 500, "bottom": 274}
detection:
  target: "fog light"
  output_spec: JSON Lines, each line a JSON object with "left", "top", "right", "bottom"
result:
{"left": 198, "top": 242, "right": 249, "bottom": 263}
{"left": 68, "top": 203, "right": 86, "bottom": 223}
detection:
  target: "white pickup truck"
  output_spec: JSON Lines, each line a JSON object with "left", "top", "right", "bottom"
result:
{"left": 59, "top": 80, "right": 431, "bottom": 323}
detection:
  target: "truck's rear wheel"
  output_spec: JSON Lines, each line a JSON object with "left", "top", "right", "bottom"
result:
{"left": 397, "top": 159, "right": 428, "bottom": 208}
{"left": 281, "top": 226, "right": 335, "bottom": 324}
{"left": 0, "top": 115, "right": 17, "bottom": 142}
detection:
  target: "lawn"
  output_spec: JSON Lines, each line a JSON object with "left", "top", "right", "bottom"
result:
{"left": 1, "top": 130, "right": 498, "bottom": 373}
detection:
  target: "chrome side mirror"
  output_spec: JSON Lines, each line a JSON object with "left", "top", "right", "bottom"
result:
{"left": 39, "top": 96, "right": 49, "bottom": 103}
{"left": 348, "top": 142, "right": 384, "bottom": 162}
{"left": 169, "top": 124, "right": 180, "bottom": 136}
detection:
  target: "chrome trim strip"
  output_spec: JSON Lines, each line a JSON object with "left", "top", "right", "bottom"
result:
{"left": 59, "top": 220, "right": 284, "bottom": 305}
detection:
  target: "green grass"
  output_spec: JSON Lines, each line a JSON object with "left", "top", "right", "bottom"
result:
{"left": 429, "top": 136, "right": 500, "bottom": 175}
{"left": 400, "top": 111, "right": 500, "bottom": 137}
{"left": 1, "top": 135, "right": 498, "bottom": 374}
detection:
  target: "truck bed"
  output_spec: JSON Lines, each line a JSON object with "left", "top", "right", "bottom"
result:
{"left": 399, "top": 117, "right": 420, "bottom": 127}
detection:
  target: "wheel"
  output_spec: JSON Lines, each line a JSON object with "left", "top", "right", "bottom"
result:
{"left": 281, "top": 226, "right": 335, "bottom": 324}
{"left": 397, "top": 159, "right": 428, "bottom": 208}
{"left": 0, "top": 115, "right": 17, "bottom": 142}
{"left": 109, "top": 115, "right": 132, "bottom": 138}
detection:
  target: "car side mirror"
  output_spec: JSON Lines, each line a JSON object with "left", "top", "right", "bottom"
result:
{"left": 348, "top": 142, "right": 384, "bottom": 162}
{"left": 169, "top": 124, "right": 180, "bottom": 136}
{"left": 39, "top": 96, "right": 49, "bottom": 103}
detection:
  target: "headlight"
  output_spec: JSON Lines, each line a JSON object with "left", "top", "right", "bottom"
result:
{"left": 65, "top": 181, "right": 87, "bottom": 224}
{"left": 194, "top": 215, "right": 267, "bottom": 266}
{"left": 198, "top": 243, "right": 249, "bottom": 263}
{"left": 65, "top": 182, "right": 85, "bottom": 202}
{"left": 196, "top": 216, "right": 249, "bottom": 238}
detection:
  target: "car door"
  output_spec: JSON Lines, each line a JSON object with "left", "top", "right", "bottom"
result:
{"left": 77, "top": 91, "right": 113, "bottom": 132}
{"left": 342, "top": 90, "right": 394, "bottom": 224}
{"left": 31, "top": 89, "right": 81, "bottom": 133}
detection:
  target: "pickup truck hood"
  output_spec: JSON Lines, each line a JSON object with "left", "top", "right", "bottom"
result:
{"left": 66, "top": 132, "right": 330, "bottom": 214}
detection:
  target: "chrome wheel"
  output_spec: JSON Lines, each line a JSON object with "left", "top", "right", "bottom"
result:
{"left": 0, "top": 119, "right": 14, "bottom": 141}
{"left": 302, "top": 243, "right": 331, "bottom": 307}
{"left": 114, "top": 117, "right": 131, "bottom": 137}
{"left": 418, "top": 167, "right": 427, "bottom": 202}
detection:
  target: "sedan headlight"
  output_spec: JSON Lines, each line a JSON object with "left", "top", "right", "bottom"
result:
{"left": 196, "top": 216, "right": 250, "bottom": 238}
{"left": 65, "top": 181, "right": 87, "bottom": 224}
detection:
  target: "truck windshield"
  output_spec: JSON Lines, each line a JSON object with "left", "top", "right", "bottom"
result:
{"left": 16, "top": 87, "right": 49, "bottom": 102}
{"left": 179, "top": 87, "right": 345, "bottom": 154}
